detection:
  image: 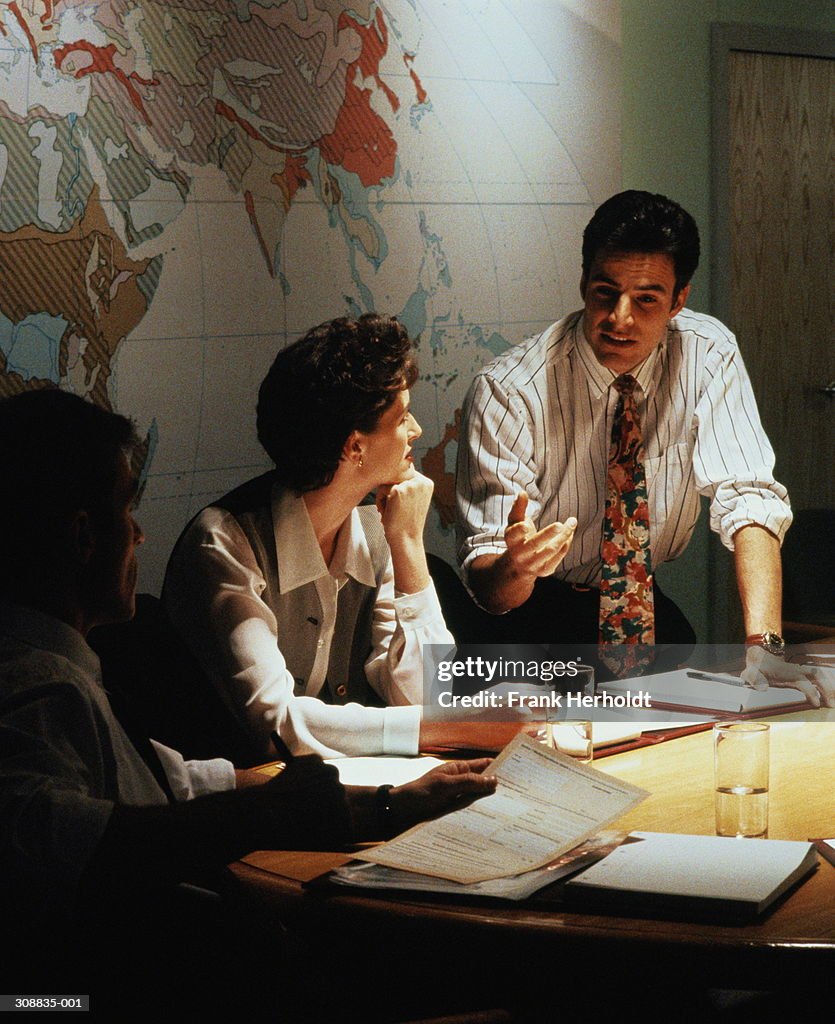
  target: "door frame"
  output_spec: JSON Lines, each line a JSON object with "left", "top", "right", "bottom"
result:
{"left": 707, "top": 22, "right": 835, "bottom": 642}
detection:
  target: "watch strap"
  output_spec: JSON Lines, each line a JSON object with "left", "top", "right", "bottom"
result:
{"left": 745, "top": 632, "right": 786, "bottom": 656}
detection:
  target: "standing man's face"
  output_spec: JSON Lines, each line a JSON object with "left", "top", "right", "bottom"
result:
{"left": 580, "top": 250, "right": 690, "bottom": 374}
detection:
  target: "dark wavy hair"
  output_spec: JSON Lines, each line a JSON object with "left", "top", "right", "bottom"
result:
{"left": 0, "top": 389, "right": 139, "bottom": 579}
{"left": 582, "top": 190, "right": 700, "bottom": 295}
{"left": 257, "top": 314, "right": 418, "bottom": 493}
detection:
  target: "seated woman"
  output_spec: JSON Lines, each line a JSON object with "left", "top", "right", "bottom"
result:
{"left": 163, "top": 314, "right": 456, "bottom": 762}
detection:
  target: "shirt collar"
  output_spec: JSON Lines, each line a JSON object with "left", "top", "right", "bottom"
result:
{"left": 0, "top": 601, "right": 102, "bottom": 682}
{"left": 572, "top": 315, "right": 665, "bottom": 399}
{"left": 272, "top": 486, "right": 377, "bottom": 593}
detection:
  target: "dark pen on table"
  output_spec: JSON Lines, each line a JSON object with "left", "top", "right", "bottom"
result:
{"left": 686, "top": 670, "right": 743, "bottom": 685}
{"left": 271, "top": 730, "right": 295, "bottom": 765}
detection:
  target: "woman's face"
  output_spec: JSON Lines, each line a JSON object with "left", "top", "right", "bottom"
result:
{"left": 359, "top": 388, "right": 422, "bottom": 485}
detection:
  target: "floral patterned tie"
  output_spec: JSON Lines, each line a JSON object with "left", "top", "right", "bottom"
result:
{"left": 599, "top": 374, "right": 655, "bottom": 652}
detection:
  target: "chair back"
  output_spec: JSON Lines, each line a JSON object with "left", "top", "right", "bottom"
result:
{"left": 88, "top": 593, "right": 255, "bottom": 765}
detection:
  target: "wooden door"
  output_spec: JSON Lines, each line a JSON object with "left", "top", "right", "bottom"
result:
{"left": 708, "top": 30, "right": 835, "bottom": 642}
{"left": 728, "top": 50, "right": 834, "bottom": 511}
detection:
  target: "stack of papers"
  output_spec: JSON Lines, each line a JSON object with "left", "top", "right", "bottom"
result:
{"left": 353, "top": 733, "right": 648, "bottom": 884}
{"left": 331, "top": 831, "right": 625, "bottom": 901}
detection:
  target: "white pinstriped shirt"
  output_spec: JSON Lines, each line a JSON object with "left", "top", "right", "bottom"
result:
{"left": 456, "top": 309, "right": 792, "bottom": 588}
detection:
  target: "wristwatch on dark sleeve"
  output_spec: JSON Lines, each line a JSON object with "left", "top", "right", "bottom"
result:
{"left": 745, "top": 631, "right": 786, "bottom": 658}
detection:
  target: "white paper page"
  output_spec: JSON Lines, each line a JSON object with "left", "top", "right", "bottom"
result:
{"left": 592, "top": 722, "right": 643, "bottom": 746}
{"left": 602, "top": 670, "right": 806, "bottom": 713}
{"left": 569, "top": 831, "right": 816, "bottom": 902}
{"left": 325, "top": 756, "right": 444, "bottom": 787}
{"left": 354, "top": 733, "right": 648, "bottom": 884}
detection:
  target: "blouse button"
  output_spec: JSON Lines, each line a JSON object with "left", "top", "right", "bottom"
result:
{"left": 335, "top": 684, "right": 348, "bottom": 698}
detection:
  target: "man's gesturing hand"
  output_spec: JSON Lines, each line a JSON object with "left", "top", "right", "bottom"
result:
{"left": 504, "top": 492, "right": 577, "bottom": 579}
{"left": 467, "top": 492, "right": 578, "bottom": 613}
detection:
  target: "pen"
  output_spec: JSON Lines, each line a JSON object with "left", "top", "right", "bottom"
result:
{"left": 270, "top": 730, "right": 295, "bottom": 763}
{"left": 686, "top": 671, "right": 742, "bottom": 685}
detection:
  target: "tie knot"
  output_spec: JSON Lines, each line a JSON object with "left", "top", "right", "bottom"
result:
{"left": 613, "top": 374, "right": 638, "bottom": 396}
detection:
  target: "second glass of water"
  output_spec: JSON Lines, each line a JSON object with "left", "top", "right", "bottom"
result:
{"left": 713, "top": 721, "right": 770, "bottom": 838}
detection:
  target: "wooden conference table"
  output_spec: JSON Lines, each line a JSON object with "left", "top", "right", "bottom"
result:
{"left": 229, "top": 717, "right": 835, "bottom": 1013}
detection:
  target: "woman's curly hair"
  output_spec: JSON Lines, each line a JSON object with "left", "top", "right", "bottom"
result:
{"left": 257, "top": 314, "right": 417, "bottom": 493}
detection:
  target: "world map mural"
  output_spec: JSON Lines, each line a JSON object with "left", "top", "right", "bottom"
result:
{"left": 0, "top": 0, "right": 619, "bottom": 588}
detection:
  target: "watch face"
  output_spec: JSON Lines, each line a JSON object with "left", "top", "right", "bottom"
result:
{"left": 762, "top": 631, "right": 785, "bottom": 653}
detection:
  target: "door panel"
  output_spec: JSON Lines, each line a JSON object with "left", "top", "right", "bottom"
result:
{"left": 729, "top": 50, "right": 834, "bottom": 510}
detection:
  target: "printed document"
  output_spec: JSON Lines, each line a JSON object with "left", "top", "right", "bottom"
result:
{"left": 354, "top": 733, "right": 648, "bottom": 883}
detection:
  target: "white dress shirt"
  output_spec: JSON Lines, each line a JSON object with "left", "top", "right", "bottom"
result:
{"left": 457, "top": 309, "right": 792, "bottom": 587}
{"left": 164, "top": 486, "right": 453, "bottom": 759}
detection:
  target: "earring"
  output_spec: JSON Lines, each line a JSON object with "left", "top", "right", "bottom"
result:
{"left": 358, "top": 456, "right": 364, "bottom": 469}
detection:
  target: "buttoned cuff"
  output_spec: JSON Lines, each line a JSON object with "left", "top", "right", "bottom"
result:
{"left": 459, "top": 542, "right": 507, "bottom": 577}
{"left": 458, "top": 545, "right": 510, "bottom": 612}
{"left": 393, "top": 582, "right": 445, "bottom": 626}
{"left": 152, "top": 740, "right": 236, "bottom": 800}
{"left": 382, "top": 705, "right": 422, "bottom": 755}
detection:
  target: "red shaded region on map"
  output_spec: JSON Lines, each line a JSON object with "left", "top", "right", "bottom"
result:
{"left": 318, "top": 8, "right": 398, "bottom": 187}
{"left": 0, "top": 187, "right": 151, "bottom": 408}
{"left": 6, "top": 2, "right": 40, "bottom": 59}
{"left": 422, "top": 410, "right": 462, "bottom": 528}
{"left": 53, "top": 40, "right": 159, "bottom": 125}
{"left": 404, "top": 55, "right": 428, "bottom": 105}
{"left": 214, "top": 99, "right": 293, "bottom": 154}
{"left": 244, "top": 189, "right": 275, "bottom": 278}
{"left": 276, "top": 155, "right": 312, "bottom": 206}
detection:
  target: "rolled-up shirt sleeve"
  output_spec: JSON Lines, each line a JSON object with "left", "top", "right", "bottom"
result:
{"left": 456, "top": 371, "right": 540, "bottom": 576}
{"left": 692, "top": 342, "right": 792, "bottom": 550}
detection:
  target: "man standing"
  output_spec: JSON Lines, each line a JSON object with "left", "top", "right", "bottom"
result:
{"left": 456, "top": 190, "right": 831, "bottom": 701}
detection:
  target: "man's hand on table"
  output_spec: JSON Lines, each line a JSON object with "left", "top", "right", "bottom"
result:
{"left": 236, "top": 749, "right": 501, "bottom": 845}
{"left": 741, "top": 646, "right": 835, "bottom": 708}
{"left": 385, "top": 759, "right": 497, "bottom": 832}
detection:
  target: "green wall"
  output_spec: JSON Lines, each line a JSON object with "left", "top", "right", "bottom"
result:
{"left": 621, "top": 0, "right": 835, "bottom": 641}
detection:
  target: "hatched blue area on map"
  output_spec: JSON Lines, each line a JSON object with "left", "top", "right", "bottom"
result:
{"left": 326, "top": 162, "right": 390, "bottom": 268}
{"left": 399, "top": 283, "right": 431, "bottom": 339}
{"left": 0, "top": 311, "right": 67, "bottom": 383}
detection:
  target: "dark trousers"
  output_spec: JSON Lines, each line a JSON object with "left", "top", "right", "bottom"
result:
{"left": 456, "top": 576, "right": 696, "bottom": 683}
{"left": 494, "top": 575, "right": 696, "bottom": 646}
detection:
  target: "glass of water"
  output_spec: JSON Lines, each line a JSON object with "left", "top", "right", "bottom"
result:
{"left": 713, "top": 721, "right": 770, "bottom": 838}
{"left": 546, "top": 720, "right": 594, "bottom": 763}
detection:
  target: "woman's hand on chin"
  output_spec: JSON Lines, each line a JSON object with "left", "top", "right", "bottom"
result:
{"left": 376, "top": 471, "right": 434, "bottom": 542}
